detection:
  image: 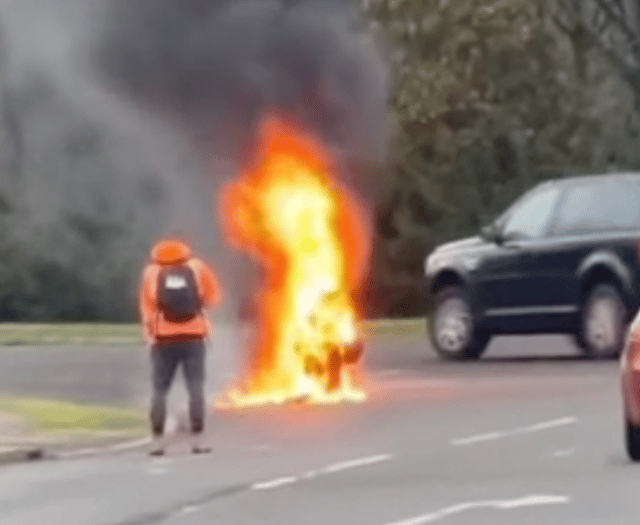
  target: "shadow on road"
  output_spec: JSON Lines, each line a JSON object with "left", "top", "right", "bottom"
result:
{"left": 480, "top": 354, "right": 598, "bottom": 363}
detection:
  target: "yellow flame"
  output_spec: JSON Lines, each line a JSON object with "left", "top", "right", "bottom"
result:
{"left": 217, "top": 126, "right": 368, "bottom": 409}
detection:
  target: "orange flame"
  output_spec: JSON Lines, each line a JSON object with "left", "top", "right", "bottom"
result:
{"left": 217, "top": 115, "right": 371, "bottom": 408}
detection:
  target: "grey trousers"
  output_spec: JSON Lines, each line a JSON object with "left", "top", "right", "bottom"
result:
{"left": 150, "top": 339, "right": 206, "bottom": 436}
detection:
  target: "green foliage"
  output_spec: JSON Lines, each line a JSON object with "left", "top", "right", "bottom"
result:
{"left": 0, "top": 396, "right": 145, "bottom": 430}
{"left": 0, "top": 72, "right": 159, "bottom": 323}
{"left": 0, "top": 230, "right": 141, "bottom": 322}
{"left": 364, "top": 0, "right": 640, "bottom": 317}
{"left": 4, "top": 0, "right": 640, "bottom": 321}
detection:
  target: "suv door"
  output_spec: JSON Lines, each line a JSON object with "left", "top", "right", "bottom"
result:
{"left": 477, "top": 185, "right": 562, "bottom": 318}
{"left": 546, "top": 178, "right": 640, "bottom": 307}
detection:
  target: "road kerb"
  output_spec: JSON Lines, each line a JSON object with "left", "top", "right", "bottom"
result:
{"left": 55, "top": 436, "right": 152, "bottom": 460}
{"left": 0, "top": 433, "right": 152, "bottom": 466}
{"left": 0, "top": 446, "right": 44, "bottom": 466}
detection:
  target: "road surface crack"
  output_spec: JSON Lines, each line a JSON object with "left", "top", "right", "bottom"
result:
{"left": 109, "top": 483, "right": 249, "bottom": 525}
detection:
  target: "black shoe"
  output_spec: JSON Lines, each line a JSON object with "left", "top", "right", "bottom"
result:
{"left": 191, "top": 445, "right": 212, "bottom": 454}
{"left": 149, "top": 447, "right": 165, "bottom": 457}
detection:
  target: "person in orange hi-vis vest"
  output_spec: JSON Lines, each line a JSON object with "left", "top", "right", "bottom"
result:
{"left": 139, "top": 238, "right": 222, "bottom": 456}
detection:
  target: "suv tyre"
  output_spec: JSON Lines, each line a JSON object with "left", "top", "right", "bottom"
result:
{"left": 429, "top": 286, "right": 491, "bottom": 360}
{"left": 578, "top": 283, "right": 627, "bottom": 359}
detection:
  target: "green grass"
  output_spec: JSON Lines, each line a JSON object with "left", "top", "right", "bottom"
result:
{"left": 0, "top": 318, "right": 427, "bottom": 346}
{"left": 362, "top": 318, "right": 425, "bottom": 335}
{"left": 0, "top": 396, "right": 146, "bottom": 431}
{"left": 0, "top": 324, "right": 142, "bottom": 346}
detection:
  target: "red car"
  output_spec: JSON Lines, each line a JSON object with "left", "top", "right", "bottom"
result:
{"left": 621, "top": 312, "right": 640, "bottom": 460}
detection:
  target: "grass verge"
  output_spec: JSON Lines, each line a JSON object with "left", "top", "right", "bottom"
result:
{"left": 362, "top": 318, "right": 425, "bottom": 335}
{"left": 0, "top": 317, "right": 427, "bottom": 346}
{"left": 0, "top": 324, "right": 141, "bottom": 346}
{"left": 0, "top": 396, "right": 146, "bottom": 432}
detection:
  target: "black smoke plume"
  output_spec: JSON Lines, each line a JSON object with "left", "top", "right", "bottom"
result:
{"left": 0, "top": 0, "right": 392, "bottom": 321}
{"left": 91, "top": 0, "right": 391, "bottom": 176}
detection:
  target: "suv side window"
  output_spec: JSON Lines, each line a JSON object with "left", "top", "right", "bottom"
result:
{"left": 500, "top": 187, "right": 561, "bottom": 241}
{"left": 553, "top": 180, "right": 640, "bottom": 236}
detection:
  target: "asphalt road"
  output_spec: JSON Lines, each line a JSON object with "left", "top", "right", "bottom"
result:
{"left": 0, "top": 327, "right": 637, "bottom": 524}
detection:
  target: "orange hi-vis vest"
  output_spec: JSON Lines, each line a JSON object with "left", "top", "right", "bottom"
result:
{"left": 140, "top": 240, "right": 222, "bottom": 345}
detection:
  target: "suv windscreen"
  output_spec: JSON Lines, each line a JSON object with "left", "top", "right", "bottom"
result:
{"left": 552, "top": 179, "right": 640, "bottom": 236}
{"left": 498, "top": 186, "right": 561, "bottom": 241}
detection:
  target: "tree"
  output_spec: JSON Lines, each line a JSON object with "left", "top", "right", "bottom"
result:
{"left": 364, "top": 0, "right": 640, "bottom": 317}
{"left": 552, "top": 0, "right": 640, "bottom": 103}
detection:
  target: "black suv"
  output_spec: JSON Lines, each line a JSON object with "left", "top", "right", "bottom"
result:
{"left": 425, "top": 173, "right": 640, "bottom": 360}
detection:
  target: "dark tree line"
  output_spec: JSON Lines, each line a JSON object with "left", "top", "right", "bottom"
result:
{"left": 4, "top": 0, "right": 640, "bottom": 321}
{"left": 365, "top": 0, "right": 640, "bottom": 317}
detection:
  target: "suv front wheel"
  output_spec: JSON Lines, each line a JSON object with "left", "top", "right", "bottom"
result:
{"left": 577, "top": 283, "right": 627, "bottom": 359}
{"left": 429, "top": 286, "right": 491, "bottom": 360}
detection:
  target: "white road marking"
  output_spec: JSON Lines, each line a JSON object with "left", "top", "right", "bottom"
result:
{"left": 251, "top": 453, "right": 392, "bottom": 491}
{"left": 109, "top": 437, "right": 153, "bottom": 452}
{"left": 322, "top": 454, "right": 392, "bottom": 474}
{"left": 181, "top": 505, "right": 201, "bottom": 514}
{"left": 451, "top": 416, "right": 578, "bottom": 446}
{"left": 553, "top": 448, "right": 575, "bottom": 458}
{"left": 450, "top": 432, "right": 503, "bottom": 445}
{"left": 57, "top": 437, "right": 152, "bottom": 459}
{"left": 521, "top": 417, "right": 577, "bottom": 433}
{"left": 382, "top": 494, "right": 570, "bottom": 525}
{"left": 252, "top": 476, "right": 298, "bottom": 491}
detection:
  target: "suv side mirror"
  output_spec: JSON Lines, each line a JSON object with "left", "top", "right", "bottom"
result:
{"left": 481, "top": 224, "right": 502, "bottom": 244}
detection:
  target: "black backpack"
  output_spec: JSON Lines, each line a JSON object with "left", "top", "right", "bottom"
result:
{"left": 157, "top": 265, "right": 202, "bottom": 322}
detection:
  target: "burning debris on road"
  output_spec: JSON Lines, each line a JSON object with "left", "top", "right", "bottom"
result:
{"left": 217, "top": 115, "right": 371, "bottom": 408}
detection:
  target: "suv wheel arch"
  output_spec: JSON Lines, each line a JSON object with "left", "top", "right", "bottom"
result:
{"left": 578, "top": 255, "right": 632, "bottom": 309}
{"left": 431, "top": 269, "right": 466, "bottom": 297}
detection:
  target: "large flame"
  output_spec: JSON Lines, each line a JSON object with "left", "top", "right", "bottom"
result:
{"left": 217, "top": 115, "right": 371, "bottom": 408}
